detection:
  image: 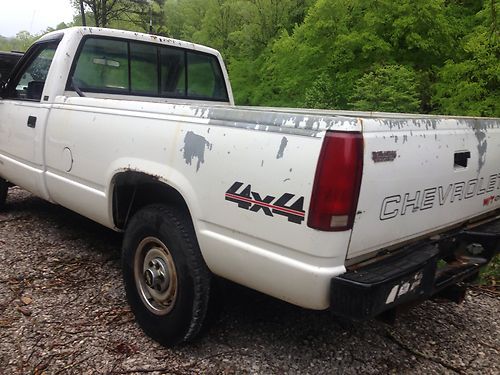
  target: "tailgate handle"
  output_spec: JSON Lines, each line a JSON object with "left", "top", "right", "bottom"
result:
{"left": 454, "top": 151, "right": 470, "bottom": 168}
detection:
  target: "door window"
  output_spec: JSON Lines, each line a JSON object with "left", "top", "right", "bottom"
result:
{"left": 9, "top": 42, "right": 59, "bottom": 101}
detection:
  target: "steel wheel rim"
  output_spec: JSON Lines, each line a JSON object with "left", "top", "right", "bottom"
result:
{"left": 134, "top": 236, "right": 178, "bottom": 315}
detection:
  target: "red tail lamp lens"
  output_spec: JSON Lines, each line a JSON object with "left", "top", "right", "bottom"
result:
{"left": 307, "top": 132, "right": 363, "bottom": 231}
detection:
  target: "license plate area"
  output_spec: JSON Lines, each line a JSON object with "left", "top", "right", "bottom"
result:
{"left": 330, "top": 244, "right": 438, "bottom": 319}
{"left": 384, "top": 270, "right": 426, "bottom": 305}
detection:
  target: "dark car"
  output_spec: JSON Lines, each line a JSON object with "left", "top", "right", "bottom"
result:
{"left": 0, "top": 51, "right": 23, "bottom": 82}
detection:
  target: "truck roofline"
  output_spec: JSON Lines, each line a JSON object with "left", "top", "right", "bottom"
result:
{"left": 38, "top": 27, "right": 224, "bottom": 59}
{"left": 36, "top": 26, "right": 234, "bottom": 105}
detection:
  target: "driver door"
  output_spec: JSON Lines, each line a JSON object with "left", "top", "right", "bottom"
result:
{"left": 0, "top": 40, "right": 60, "bottom": 198}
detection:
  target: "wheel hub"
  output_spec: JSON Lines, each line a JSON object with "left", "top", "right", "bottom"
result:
{"left": 143, "top": 257, "right": 170, "bottom": 293}
{"left": 134, "top": 237, "right": 178, "bottom": 316}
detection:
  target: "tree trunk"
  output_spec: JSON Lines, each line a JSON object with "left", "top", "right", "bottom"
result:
{"left": 101, "top": 0, "right": 108, "bottom": 27}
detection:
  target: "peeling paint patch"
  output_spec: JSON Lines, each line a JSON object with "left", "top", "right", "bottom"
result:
{"left": 276, "top": 137, "right": 288, "bottom": 159}
{"left": 181, "top": 131, "right": 212, "bottom": 172}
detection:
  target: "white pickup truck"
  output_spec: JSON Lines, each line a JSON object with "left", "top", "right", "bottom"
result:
{"left": 0, "top": 27, "right": 499, "bottom": 346}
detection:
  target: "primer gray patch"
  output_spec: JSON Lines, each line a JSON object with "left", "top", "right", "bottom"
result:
{"left": 182, "top": 131, "right": 212, "bottom": 172}
{"left": 474, "top": 128, "right": 487, "bottom": 172}
{"left": 276, "top": 137, "right": 288, "bottom": 159}
{"left": 200, "top": 106, "right": 360, "bottom": 136}
{"left": 459, "top": 118, "right": 499, "bottom": 130}
{"left": 166, "top": 103, "right": 498, "bottom": 138}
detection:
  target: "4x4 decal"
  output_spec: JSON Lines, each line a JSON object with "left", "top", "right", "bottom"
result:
{"left": 225, "top": 182, "right": 305, "bottom": 224}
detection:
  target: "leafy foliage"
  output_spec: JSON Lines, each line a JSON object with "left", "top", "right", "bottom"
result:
{"left": 0, "top": 31, "right": 37, "bottom": 52}
{"left": 73, "top": 0, "right": 166, "bottom": 32}
{"left": 432, "top": 6, "right": 500, "bottom": 117}
{"left": 0, "top": 23, "right": 70, "bottom": 52}
{"left": 479, "top": 254, "right": 499, "bottom": 286}
{"left": 349, "top": 65, "right": 421, "bottom": 113}
{"left": 0, "top": 0, "right": 498, "bottom": 116}
{"left": 253, "top": 0, "right": 463, "bottom": 109}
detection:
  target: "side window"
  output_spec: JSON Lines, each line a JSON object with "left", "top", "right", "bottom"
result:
{"left": 72, "top": 38, "right": 129, "bottom": 93}
{"left": 131, "top": 42, "right": 158, "bottom": 95}
{"left": 187, "top": 52, "right": 228, "bottom": 101}
{"left": 9, "top": 42, "right": 59, "bottom": 100}
{"left": 160, "top": 47, "right": 185, "bottom": 97}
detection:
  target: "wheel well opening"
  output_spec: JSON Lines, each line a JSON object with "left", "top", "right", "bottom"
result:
{"left": 112, "top": 171, "right": 190, "bottom": 230}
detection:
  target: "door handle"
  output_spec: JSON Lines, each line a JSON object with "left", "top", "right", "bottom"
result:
{"left": 27, "top": 116, "right": 37, "bottom": 128}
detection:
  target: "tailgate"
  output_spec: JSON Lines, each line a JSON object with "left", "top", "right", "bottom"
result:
{"left": 348, "top": 116, "right": 500, "bottom": 260}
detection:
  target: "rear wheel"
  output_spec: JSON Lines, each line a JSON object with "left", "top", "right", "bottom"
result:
{"left": 122, "top": 204, "right": 211, "bottom": 346}
{"left": 0, "top": 178, "right": 8, "bottom": 210}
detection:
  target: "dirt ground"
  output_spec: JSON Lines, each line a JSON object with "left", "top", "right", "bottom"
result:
{"left": 0, "top": 187, "right": 499, "bottom": 374}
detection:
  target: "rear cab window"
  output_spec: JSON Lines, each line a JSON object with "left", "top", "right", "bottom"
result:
{"left": 68, "top": 36, "right": 229, "bottom": 102}
{"left": 187, "top": 52, "right": 227, "bottom": 101}
{"left": 72, "top": 38, "right": 129, "bottom": 94}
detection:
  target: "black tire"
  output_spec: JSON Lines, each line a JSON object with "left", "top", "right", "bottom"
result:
{"left": 122, "top": 204, "right": 211, "bottom": 346}
{"left": 0, "top": 178, "right": 8, "bottom": 211}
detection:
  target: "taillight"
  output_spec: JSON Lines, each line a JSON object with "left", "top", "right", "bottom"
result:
{"left": 307, "top": 131, "right": 363, "bottom": 231}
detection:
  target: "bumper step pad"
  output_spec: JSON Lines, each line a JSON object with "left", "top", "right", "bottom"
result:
{"left": 331, "top": 244, "right": 438, "bottom": 319}
{"left": 331, "top": 217, "right": 499, "bottom": 320}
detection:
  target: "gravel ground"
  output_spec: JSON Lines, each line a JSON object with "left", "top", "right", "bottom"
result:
{"left": 0, "top": 187, "right": 499, "bottom": 374}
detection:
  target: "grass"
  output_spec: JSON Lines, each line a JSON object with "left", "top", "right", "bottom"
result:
{"left": 479, "top": 254, "right": 499, "bottom": 287}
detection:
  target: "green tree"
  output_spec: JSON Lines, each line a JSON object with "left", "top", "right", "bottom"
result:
{"left": 166, "top": 0, "right": 211, "bottom": 40}
{"left": 349, "top": 65, "right": 421, "bottom": 112}
{"left": 49, "top": 0, "right": 496, "bottom": 116}
{"left": 44, "top": 22, "right": 72, "bottom": 33}
{"left": 432, "top": 32, "right": 499, "bottom": 116}
{"left": 252, "top": 0, "right": 466, "bottom": 109}
{"left": 191, "top": 0, "right": 241, "bottom": 55}
{"left": 12, "top": 31, "right": 38, "bottom": 51}
{"left": 432, "top": 1, "right": 499, "bottom": 117}
{"left": 72, "top": 0, "right": 166, "bottom": 33}
{"left": 74, "top": 0, "right": 127, "bottom": 27}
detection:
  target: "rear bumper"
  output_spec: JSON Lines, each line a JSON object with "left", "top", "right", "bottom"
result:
{"left": 330, "top": 218, "right": 499, "bottom": 320}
